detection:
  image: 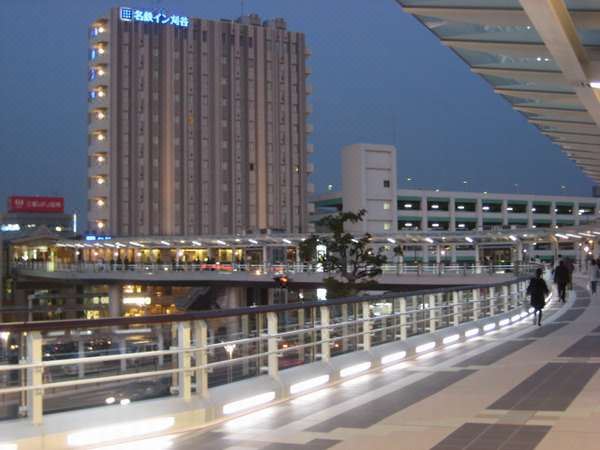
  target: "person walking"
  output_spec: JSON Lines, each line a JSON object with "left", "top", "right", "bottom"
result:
{"left": 590, "top": 260, "right": 599, "bottom": 295}
{"left": 554, "top": 260, "right": 570, "bottom": 303}
{"left": 527, "top": 268, "right": 549, "bottom": 326}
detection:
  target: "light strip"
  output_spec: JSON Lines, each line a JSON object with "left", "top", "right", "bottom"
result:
{"left": 465, "top": 237, "right": 474, "bottom": 243}
{"left": 511, "top": 314, "right": 521, "bottom": 322}
{"left": 415, "top": 342, "right": 436, "bottom": 353}
{"left": 520, "top": 311, "right": 528, "bottom": 318}
{"left": 192, "top": 241, "right": 202, "bottom": 246}
{"left": 381, "top": 351, "right": 407, "bottom": 364}
{"left": 499, "top": 318, "right": 510, "bottom": 326}
{"left": 483, "top": 323, "right": 496, "bottom": 332}
{"left": 290, "top": 375, "right": 330, "bottom": 394}
{"left": 339, "top": 362, "right": 371, "bottom": 378}
{"left": 223, "top": 392, "right": 276, "bottom": 415}
{"left": 508, "top": 235, "right": 517, "bottom": 242}
{"left": 465, "top": 328, "right": 479, "bottom": 338}
{"left": 443, "top": 334, "right": 460, "bottom": 345}
{"left": 0, "top": 444, "right": 17, "bottom": 450}
{"left": 67, "top": 417, "right": 175, "bottom": 447}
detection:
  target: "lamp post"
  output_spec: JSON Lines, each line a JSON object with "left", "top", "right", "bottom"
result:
{"left": 224, "top": 343, "right": 236, "bottom": 383}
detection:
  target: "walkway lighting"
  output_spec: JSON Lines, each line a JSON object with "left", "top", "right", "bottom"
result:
{"left": 416, "top": 342, "right": 436, "bottom": 353}
{"left": 223, "top": 392, "right": 276, "bottom": 415}
{"left": 483, "top": 323, "right": 496, "bottom": 332}
{"left": 67, "top": 417, "right": 175, "bottom": 447}
{"left": 248, "top": 239, "right": 258, "bottom": 244}
{"left": 443, "top": 334, "right": 459, "bottom": 345}
{"left": 590, "top": 81, "right": 600, "bottom": 89}
{"left": 192, "top": 241, "right": 202, "bottom": 246}
{"left": 381, "top": 351, "right": 406, "bottom": 364}
{"left": 290, "top": 375, "right": 330, "bottom": 394}
{"left": 216, "top": 240, "right": 227, "bottom": 246}
{"left": 282, "top": 238, "right": 292, "bottom": 244}
{"left": 339, "top": 362, "right": 371, "bottom": 378}
{"left": 160, "top": 241, "right": 171, "bottom": 246}
{"left": 465, "top": 328, "right": 479, "bottom": 338}
{"left": 387, "top": 238, "right": 396, "bottom": 244}
{"left": 465, "top": 237, "right": 474, "bottom": 243}
{"left": 508, "top": 235, "right": 517, "bottom": 242}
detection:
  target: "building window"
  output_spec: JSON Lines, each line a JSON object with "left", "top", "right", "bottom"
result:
{"left": 383, "top": 201, "right": 391, "bottom": 210}
{"left": 384, "top": 223, "right": 391, "bottom": 231}
{"left": 383, "top": 180, "right": 390, "bottom": 188}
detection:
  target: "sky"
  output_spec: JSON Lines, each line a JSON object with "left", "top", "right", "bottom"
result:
{"left": 0, "top": 0, "right": 595, "bottom": 222}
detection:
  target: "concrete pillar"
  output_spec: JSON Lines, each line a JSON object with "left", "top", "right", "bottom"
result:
{"left": 177, "top": 321, "right": 192, "bottom": 401}
{"left": 399, "top": 298, "right": 407, "bottom": 340}
{"left": 157, "top": 327, "right": 165, "bottom": 366}
{"left": 27, "top": 331, "right": 43, "bottom": 425}
{"left": 341, "top": 303, "right": 349, "bottom": 351}
{"left": 502, "top": 285, "right": 510, "bottom": 312}
{"left": 489, "top": 287, "right": 496, "bottom": 316}
{"left": 472, "top": 288, "right": 480, "bottom": 321}
{"left": 119, "top": 340, "right": 127, "bottom": 371}
{"left": 77, "top": 339, "right": 85, "bottom": 378}
{"left": 428, "top": 294, "right": 436, "bottom": 332}
{"left": 108, "top": 285, "right": 122, "bottom": 317}
{"left": 452, "top": 291, "right": 460, "bottom": 326}
{"left": 361, "top": 301, "right": 371, "bottom": 351}
{"left": 451, "top": 244, "right": 457, "bottom": 264}
{"left": 297, "top": 308, "right": 305, "bottom": 361}
{"left": 267, "top": 312, "right": 279, "bottom": 378}
{"left": 241, "top": 314, "right": 250, "bottom": 375}
{"left": 193, "top": 320, "right": 208, "bottom": 398}
{"left": 320, "top": 306, "right": 330, "bottom": 362}
{"left": 475, "top": 245, "right": 481, "bottom": 273}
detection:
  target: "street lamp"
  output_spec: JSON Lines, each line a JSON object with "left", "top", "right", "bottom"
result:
{"left": 223, "top": 343, "right": 236, "bottom": 383}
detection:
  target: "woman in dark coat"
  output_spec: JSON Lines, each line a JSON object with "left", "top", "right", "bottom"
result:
{"left": 527, "top": 268, "right": 550, "bottom": 326}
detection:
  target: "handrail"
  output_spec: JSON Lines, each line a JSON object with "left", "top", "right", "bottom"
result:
{"left": 0, "top": 275, "right": 530, "bottom": 332}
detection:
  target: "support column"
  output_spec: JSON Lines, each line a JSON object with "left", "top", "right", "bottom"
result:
{"left": 320, "top": 306, "right": 330, "bottom": 362}
{"left": 502, "top": 285, "right": 510, "bottom": 312}
{"left": 156, "top": 327, "right": 164, "bottom": 366}
{"left": 361, "top": 301, "right": 371, "bottom": 351}
{"left": 475, "top": 245, "right": 481, "bottom": 273}
{"left": 267, "top": 312, "right": 279, "bottom": 378}
{"left": 341, "top": 303, "right": 349, "bottom": 351}
{"left": 452, "top": 291, "right": 460, "bottom": 326}
{"left": 399, "top": 298, "right": 407, "bottom": 340}
{"left": 108, "top": 285, "right": 122, "bottom": 318}
{"left": 119, "top": 340, "right": 127, "bottom": 371}
{"left": 193, "top": 320, "right": 208, "bottom": 398}
{"left": 489, "top": 286, "right": 496, "bottom": 315}
{"left": 428, "top": 294, "right": 436, "bottom": 332}
{"left": 472, "top": 288, "right": 480, "bottom": 321}
{"left": 177, "top": 321, "right": 192, "bottom": 401}
{"left": 27, "top": 331, "right": 43, "bottom": 425}
{"left": 77, "top": 339, "right": 85, "bottom": 379}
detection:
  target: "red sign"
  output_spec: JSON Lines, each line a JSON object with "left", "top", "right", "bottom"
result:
{"left": 8, "top": 196, "right": 64, "bottom": 213}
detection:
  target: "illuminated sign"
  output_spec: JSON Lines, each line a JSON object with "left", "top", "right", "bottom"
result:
{"left": 85, "top": 235, "right": 112, "bottom": 242}
{"left": 119, "top": 7, "right": 189, "bottom": 27}
{"left": 8, "top": 196, "right": 64, "bottom": 213}
{"left": 1, "top": 224, "right": 21, "bottom": 232}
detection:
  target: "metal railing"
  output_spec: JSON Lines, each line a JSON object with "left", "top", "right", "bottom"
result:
{"left": 11, "top": 261, "right": 539, "bottom": 277}
{"left": 0, "top": 277, "right": 532, "bottom": 425}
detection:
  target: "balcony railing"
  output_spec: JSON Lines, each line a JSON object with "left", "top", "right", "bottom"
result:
{"left": 0, "top": 277, "right": 537, "bottom": 425}
{"left": 11, "top": 261, "right": 539, "bottom": 277}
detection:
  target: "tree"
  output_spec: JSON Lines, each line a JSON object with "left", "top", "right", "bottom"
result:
{"left": 298, "top": 210, "right": 387, "bottom": 298}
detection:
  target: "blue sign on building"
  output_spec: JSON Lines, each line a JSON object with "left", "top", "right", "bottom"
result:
{"left": 119, "top": 7, "right": 189, "bottom": 27}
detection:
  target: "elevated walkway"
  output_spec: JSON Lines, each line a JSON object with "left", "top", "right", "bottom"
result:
{"left": 3, "top": 276, "right": 597, "bottom": 449}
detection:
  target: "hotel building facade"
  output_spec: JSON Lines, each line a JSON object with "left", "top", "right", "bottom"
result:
{"left": 87, "top": 7, "right": 313, "bottom": 237}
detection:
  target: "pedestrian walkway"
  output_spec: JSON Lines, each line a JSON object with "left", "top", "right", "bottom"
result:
{"left": 109, "top": 284, "right": 600, "bottom": 450}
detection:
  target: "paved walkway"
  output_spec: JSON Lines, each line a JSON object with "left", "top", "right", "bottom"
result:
{"left": 96, "top": 284, "right": 600, "bottom": 450}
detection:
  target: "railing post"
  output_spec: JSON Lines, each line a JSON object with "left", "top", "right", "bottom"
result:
{"left": 453, "top": 291, "right": 460, "bottom": 326}
{"left": 361, "top": 301, "right": 371, "bottom": 351}
{"left": 428, "top": 294, "right": 436, "bottom": 332}
{"left": 27, "top": 331, "right": 43, "bottom": 425}
{"left": 510, "top": 283, "right": 518, "bottom": 309}
{"left": 399, "top": 298, "right": 407, "bottom": 340}
{"left": 320, "top": 306, "right": 331, "bottom": 362}
{"left": 267, "top": 312, "right": 279, "bottom": 378}
{"left": 489, "top": 287, "right": 496, "bottom": 315}
{"left": 193, "top": 320, "right": 208, "bottom": 398}
{"left": 472, "top": 288, "right": 480, "bottom": 321}
{"left": 502, "top": 285, "right": 510, "bottom": 312}
{"left": 177, "top": 321, "right": 192, "bottom": 401}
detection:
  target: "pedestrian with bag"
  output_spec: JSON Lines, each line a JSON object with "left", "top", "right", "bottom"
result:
{"left": 527, "top": 268, "right": 549, "bottom": 326}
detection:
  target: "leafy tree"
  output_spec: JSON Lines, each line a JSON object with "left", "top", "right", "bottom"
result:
{"left": 298, "top": 210, "right": 387, "bottom": 298}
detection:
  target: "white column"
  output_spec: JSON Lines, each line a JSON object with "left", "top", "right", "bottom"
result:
{"left": 77, "top": 339, "right": 85, "bottom": 379}
{"left": 452, "top": 291, "right": 460, "bottom": 326}
{"left": 109, "top": 285, "right": 122, "bottom": 317}
{"left": 502, "top": 285, "right": 510, "bottom": 312}
{"left": 472, "top": 288, "right": 480, "bottom": 321}
{"left": 267, "top": 312, "right": 279, "bottom": 378}
{"left": 489, "top": 286, "right": 496, "bottom": 315}
{"left": 119, "top": 340, "right": 127, "bottom": 371}
{"left": 362, "top": 301, "right": 371, "bottom": 351}
{"left": 193, "top": 320, "right": 208, "bottom": 398}
{"left": 27, "top": 331, "right": 43, "bottom": 425}
{"left": 177, "top": 321, "right": 192, "bottom": 401}
{"left": 399, "top": 298, "right": 407, "bottom": 340}
{"left": 320, "top": 306, "right": 330, "bottom": 362}
{"left": 428, "top": 294, "right": 436, "bottom": 332}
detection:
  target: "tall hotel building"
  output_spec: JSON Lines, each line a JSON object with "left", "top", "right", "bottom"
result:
{"left": 87, "top": 7, "right": 313, "bottom": 237}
